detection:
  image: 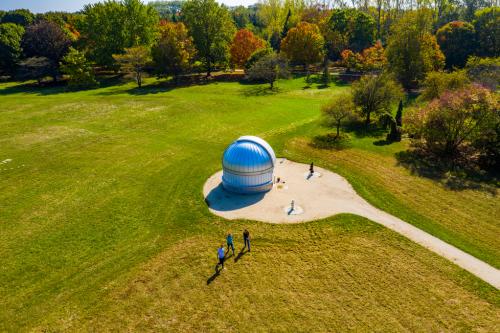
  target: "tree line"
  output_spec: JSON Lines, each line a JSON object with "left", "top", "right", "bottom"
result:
{"left": 0, "top": 0, "right": 498, "bottom": 89}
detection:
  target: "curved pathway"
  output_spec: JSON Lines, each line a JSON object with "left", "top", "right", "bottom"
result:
{"left": 203, "top": 159, "right": 500, "bottom": 289}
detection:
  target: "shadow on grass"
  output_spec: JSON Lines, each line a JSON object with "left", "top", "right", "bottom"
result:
{"left": 344, "top": 120, "right": 387, "bottom": 138}
{"left": 207, "top": 266, "right": 221, "bottom": 285}
{"left": 373, "top": 139, "right": 393, "bottom": 146}
{"left": 0, "top": 75, "right": 128, "bottom": 96}
{"left": 241, "top": 85, "right": 282, "bottom": 97}
{"left": 0, "top": 81, "right": 67, "bottom": 96}
{"left": 303, "top": 75, "right": 336, "bottom": 89}
{"left": 310, "top": 133, "right": 351, "bottom": 150}
{"left": 395, "top": 150, "right": 498, "bottom": 195}
{"left": 234, "top": 248, "right": 248, "bottom": 263}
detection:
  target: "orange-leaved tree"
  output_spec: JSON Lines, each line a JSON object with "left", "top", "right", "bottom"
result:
{"left": 361, "top": 41, "right": 386, "bottom": 70}
{"left": 229, "top": 29, "right": 266, "bottom": 68}
{"left": 152, "top": 21, "right": 195, "bottom": 80}
{"left": 280, "top": 21, "right": 324, "bottom": 81}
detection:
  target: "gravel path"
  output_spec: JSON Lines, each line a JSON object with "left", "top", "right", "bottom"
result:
{"left": 203, "top": 159, "right": 500, "bottom": 289}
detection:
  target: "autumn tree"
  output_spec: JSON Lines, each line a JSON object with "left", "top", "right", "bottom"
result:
{"left": 247, "top": 52, "right": 290, "bottom": 89}
{"left": 360, "top": 41, "right": 386, "bottom": 71}
{"left": 113, "top": 46, "right": 151, "bottom": 87}
{"left": 152, "top": 22, "right": 195, "bottom": 80}
{"left": 340, "top": 49, "right": 362, "bottom": 72}
{"left": 386, "top": 10, "right": 445, "bottom": 88}
{"left": 182, "top": 0, "right": 235, "bottom": 77}
{"left": 230, "top": 29, "right": 265, "bottom": 68}
{"left": 322, "top": 94, "right": 355, "bottom": 137}
{"left": 352, "top": 73, "right": 403, "bottom": 125}
{"left": 406, "top": 84, "right": 499, "bottom": 158}
{"left": 280, "top": 22, "right": 324, "bottom": 80}
{"left": 436, "top": 21, "right": 476, "bottom": 69}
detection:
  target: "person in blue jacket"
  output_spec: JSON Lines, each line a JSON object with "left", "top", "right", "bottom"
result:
{"left": 226, "top": 232, "right": 235, "bottom": 255}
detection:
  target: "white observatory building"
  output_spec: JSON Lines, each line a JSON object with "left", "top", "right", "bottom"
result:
{"left": 222, "top": 136, "right": 276, "bottom": 194}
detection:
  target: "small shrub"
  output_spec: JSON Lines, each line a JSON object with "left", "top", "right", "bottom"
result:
{"left": 321, "top": 94, "right": 355, "bottom": 137}
{"left": 246, "top": 53, "right": 289, "bottom": 89}
{"left": 244, "top": 48, "right": 272, "bottom": 73}
{"left": 60, "top": 47, "right": 97, "bottom": 89}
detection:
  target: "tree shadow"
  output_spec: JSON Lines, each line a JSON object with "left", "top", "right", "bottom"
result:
{"left": 241, "top": 85, "right": 281, "bottom": 97}
{"left": 395, "top": 150, "right": 498, "bottom": 195}
{"left": 344, "top": 120, "right": 387, "bottom": 138}
{"left": 373, "top": 139, "right": 392, "bottom": 146}
{"left": 310, "top": 133, "right": 351, "bottom": 150}
{"left": 0, "top": 75, "right": 129, "bottom": 96}
{"left": 0, "top": 81, "right": 67, "bottom": 96}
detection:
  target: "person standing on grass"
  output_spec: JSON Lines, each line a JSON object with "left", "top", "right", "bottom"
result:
{"left": 243, "top": 229, "right": 251, "bottom": 252}
{"left": 226, "top": 232, "right": 235, "bottom": 255}
{"left": 217, "top": 244, "right": 225, "bottom": 270}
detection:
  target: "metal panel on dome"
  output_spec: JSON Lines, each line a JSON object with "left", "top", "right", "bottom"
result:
{"left": 222, "top": 136, "right": 276, "bottom": 194}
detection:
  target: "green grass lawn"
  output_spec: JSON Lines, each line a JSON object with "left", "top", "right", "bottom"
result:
{"left": 0, "top": 77, "right": 498, "bottom": 331}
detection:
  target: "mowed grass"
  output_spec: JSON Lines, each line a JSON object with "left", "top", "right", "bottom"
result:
{"left": 0, "top": 77, "right": 498, "bottom": 331}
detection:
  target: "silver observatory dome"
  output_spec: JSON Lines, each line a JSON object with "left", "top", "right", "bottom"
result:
{"left": 222, "top": 136, "right": 276, "bottom": 194}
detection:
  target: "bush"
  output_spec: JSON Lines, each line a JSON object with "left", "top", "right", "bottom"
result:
{"left": 465, "top": 56, "right": 499, "bottom": 90}
{"left": 246, "top": 52, "right": 290, "bottom": 89}
{"left": 60, "top": 47, "right": 97, "bottom": 89}
{"left": 405, "top": 84, "right": 499, "bottom": 161}
{"left": 419, "top": 70, "right": 469, "bottom": 101}
{"left": 321, "top": 94, "right": 355, "bottom": 137}
{"left": 17, "top": 57, "right": 57, "bottom": 84}
{"left": 245, "top": 47, "right": 272, "bottom": 73}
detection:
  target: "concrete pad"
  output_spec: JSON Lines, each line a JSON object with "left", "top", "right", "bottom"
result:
{"left": 203, "top": 158, "right": 361, "bottom": 223}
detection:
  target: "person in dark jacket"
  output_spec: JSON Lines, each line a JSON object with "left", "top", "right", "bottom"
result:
{"left": 243, "top": 229, "right": 251, "bottom": 252}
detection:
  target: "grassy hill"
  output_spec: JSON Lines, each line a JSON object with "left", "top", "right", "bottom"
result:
{"left": 0, "top": 77, "right": 498, "bottom": 331}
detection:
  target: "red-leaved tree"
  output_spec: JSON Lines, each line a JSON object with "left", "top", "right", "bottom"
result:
{"left": 230, "top": 29, "right": 265, "bottom": 68}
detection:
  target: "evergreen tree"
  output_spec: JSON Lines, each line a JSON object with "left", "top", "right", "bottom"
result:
{"left": 396, "top": 100, "right": 403, "bottom": 126}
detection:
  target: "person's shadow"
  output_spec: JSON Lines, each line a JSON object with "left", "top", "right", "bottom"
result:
{"left": 207, "top": 266, "right": 221, "bottom": 285}
{"left": 234, "top": 248, "right": 248, "bottom": 263}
